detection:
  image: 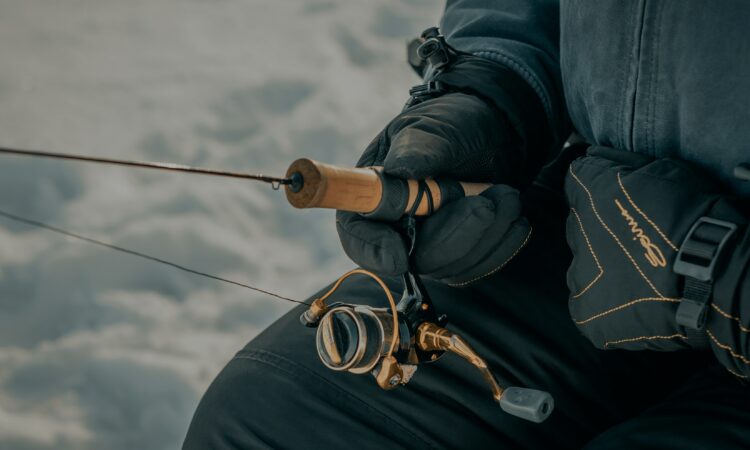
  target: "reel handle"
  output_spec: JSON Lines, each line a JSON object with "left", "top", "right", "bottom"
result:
{"left": 284, "top": 158, "right": 491, "bottom": 219}
{"left": 416, "top": 322, "right": 554, "bottom": 423}
{"left": 499, "top": 387, "right": 554, "bottom": 423}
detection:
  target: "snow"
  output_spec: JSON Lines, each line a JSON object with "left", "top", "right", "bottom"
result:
{"left": 0, "top": 1, "right": 441, "bottom": 448}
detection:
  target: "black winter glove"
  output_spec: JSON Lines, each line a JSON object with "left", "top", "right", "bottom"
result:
{"left": 337, "top": 55, "right": 552, "bottom": 285}
{"left": 565, "top": 147, "right": 750, "bottom": 378}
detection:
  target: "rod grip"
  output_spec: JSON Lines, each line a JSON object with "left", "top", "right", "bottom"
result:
{"left": 285, "top": 158, "right": 491, "bottom": 219}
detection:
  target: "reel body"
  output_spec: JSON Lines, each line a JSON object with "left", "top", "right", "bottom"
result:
{"left": 303, "top": 272, "right": 443, "bottom": 389}
{"left": 301, "top": 269, "right": 555, "bottom": 423}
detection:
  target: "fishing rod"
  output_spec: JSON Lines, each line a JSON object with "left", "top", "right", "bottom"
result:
{"left": 0, "top": 145, "right": 554, "bottom": 423}
{"left": 0, "top": 146, "right": 491, "bottom": 219}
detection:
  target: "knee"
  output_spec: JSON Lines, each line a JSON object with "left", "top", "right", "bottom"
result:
{"left": 183, "top": 349, "right": 359, "bottom": 449}
{"left": 183, "top": 352, "right": 291, "bottom": 449}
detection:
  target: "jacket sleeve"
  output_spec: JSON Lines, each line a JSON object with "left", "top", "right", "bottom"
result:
{"left": 711, "top": 228, "right": 750, "bottom": 379}
{"left": 441, "top": 0, "right": 569, "bottom": 158}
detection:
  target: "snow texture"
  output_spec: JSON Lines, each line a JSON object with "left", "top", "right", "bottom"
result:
{"left": 0, "top": 1, "right": 440, "bottom": 448}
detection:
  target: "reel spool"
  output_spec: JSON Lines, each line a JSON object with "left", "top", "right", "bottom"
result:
{"left": 301, "top": 269, "right": 555, "bottom": 423}
{"left": 316, "top": 305, "right": 401, "bottom": 375}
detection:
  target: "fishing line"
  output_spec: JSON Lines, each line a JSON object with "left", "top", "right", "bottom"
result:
{"left": 0, "top": 207, "right": 309, "bottom": 306}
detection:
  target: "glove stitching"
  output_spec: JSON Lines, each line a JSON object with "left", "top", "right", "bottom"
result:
{"left": 617, "top": 172, "right": 679, "bottom": 251}
{"left": 706, "top": 329, "right": 750, "bottom": 366}
{"left": 725, "top": 367, "right": 748, "bottom": 379}
{"left": 447, "top": 225, "right": 532, "bottom": 287}
{"left": 569, "top": 207, "right": 604, "bottom": 299}
{"left": 574, "top": 297, "right": 680, "bottom": 325}
{"left": 603, "top": 333, "right": 687, "bottom": 349}
{"left": 569, "top": 165, "right": 664, "bottom": 297}
{"left": 710, "top": 303, "right": 750, "bottom": 333}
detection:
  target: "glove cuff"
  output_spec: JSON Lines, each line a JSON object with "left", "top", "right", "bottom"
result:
{"left": 432, "top": 55, "right": 553, "bottom": 186}
{"left": 404, "top": 27, "right": 554, "bottom": 185}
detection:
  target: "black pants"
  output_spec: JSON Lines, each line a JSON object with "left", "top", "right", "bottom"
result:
{"left": 183, "top": 183, "right": 750, "bottom": 449}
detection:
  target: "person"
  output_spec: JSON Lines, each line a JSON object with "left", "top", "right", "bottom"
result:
{"left": 184, "top": 1, "right": 750, "bottom": 448}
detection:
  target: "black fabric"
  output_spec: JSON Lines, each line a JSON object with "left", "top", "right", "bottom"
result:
{"left": 582, "top": 365, "right": 750, "bottom": 450}
{"left": 441, "top": 0, "right": 568, "bottom": 152}
{"left": 336, "top": 58, "right": 536, "bottom": 281}
{"left": 564, "top": 147, "right": 750, "bottom": 377}
{"left": 412, "top": 184, "right": 530, "bottom": 286}
{"left": 183, "top": 183, "right": 749, "bottom": 449}
{"left": 434, "top": 56, "right": 557, "bottom": 175}
{"left": 712, "top": 225, "right": 750, "bottom": 379}
{"left": 337, "top": 182, "right": 531, "bottom": 285}
{"left": 359, "top": 87, "right": 520, "bottom": 184}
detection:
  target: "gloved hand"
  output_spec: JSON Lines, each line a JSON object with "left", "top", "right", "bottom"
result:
{"left": 337, "top": 54, "right": 552, "bottom": 285}
{"left": 564, "top": 147, "right": 749, "bottom": 370}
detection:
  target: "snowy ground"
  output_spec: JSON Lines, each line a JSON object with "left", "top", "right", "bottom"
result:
{"left": 0, "top": 1, "right": 441, "bottom": 448}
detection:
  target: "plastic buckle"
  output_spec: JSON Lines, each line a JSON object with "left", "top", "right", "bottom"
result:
{"left": 404, "top": 81, "right": 447, "bottom": 109}
{"left": 674, "top": 216, "right": 737, "bottom": 330}
{"left": 675, "top": 276, "right": 713, "bottom": 330}
{"left": 407, "top": 27, "right": 453, "bottom": 78}
{"left": 416, "top": 27, "right": 452, "bottom": 71}
{"left": 673, "top": 216, "right": 737, "bottom": 282}
{"left": 408, "top": 80, "right": 445, "bottom": 99}
{"left": 676, "top": 296, "right": 709, "bottom": 330}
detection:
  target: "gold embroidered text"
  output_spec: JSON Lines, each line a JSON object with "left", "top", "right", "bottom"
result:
{"left": 614, "top": 198, "right": 667, "bottom": 268}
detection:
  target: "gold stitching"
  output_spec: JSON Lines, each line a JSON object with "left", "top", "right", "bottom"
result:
{"left": 726, "top": 367, "right": 748, "bottom": 379}
{"left": 614, "top": 198, "right": 667, "bottom": 268}
{"left": 711, "top": 303, "right": 750, "bottom": 333}
{"left": 448, "top": 225, "right": 533, "bottom": 287}
{"left": 617, "top": 172, "right": 679, "bottom": 251}
{"left": 570, "top": 208, "right": 604, "bottom": 298}
{"left": 569, "top": 166, "right": 664, "bottom": 297}
{"left": 575, "top": 297, "right": 680, "bottom": 325}
{"left": 707, "top": 329, "right": 750, "bottom": 366}
{"left": 604, "top": 333, "right": 687, "bottom": 348}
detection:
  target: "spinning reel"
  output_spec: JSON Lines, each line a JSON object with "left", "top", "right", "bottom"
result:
{"left": 300, "top": 268, "right": 555, "bottom": 423}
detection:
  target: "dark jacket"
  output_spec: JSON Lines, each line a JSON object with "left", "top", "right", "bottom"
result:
{"left": 442, "top": 0, "right": 750, "bottom": 196}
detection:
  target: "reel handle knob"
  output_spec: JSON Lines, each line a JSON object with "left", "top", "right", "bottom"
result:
{"left": 499, "top": 387, "right": 554, "bottom": 423}
{"left": 284, "top": 158, "right": 491, "bottom": 219}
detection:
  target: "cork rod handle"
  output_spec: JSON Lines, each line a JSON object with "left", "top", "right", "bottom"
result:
{"left": 284, "top": 158, "right": 491, "bottom": 217}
